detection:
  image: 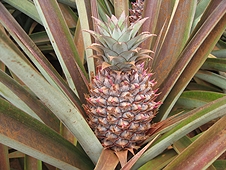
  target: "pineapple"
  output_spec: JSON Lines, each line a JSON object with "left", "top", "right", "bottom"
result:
{"left": 83, "top": 12, "right": 161, "bottom": 152}
{"left": 129, "top": 0, "right": 144, "bottom": 23}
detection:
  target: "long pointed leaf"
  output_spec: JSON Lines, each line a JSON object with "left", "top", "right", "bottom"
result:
{"left": 139, "top": 149, "right": 177, "bottom": 170}
{"left": 33, "top": 0, "right": 88, "bottom": 103}
{"left": 0, "top": 2, "right": 86, "bottom": 118}
{"left": 175, "top": 91, "right": 226, "bottom": 110}
{"left": 157, "top": 4, "right": 226, "bottom": 121}
{"left": 153, "top": 0, "right": 196, "bottom": 87}
{"left": 201, "top": 58, "right": 226, "bottom": 72}
{"left": 0, "top": 70, "right": 60, "bottom": 132}
{"left": 133, "top": 96, "right": 226, "bottom": 169}
{"left": 0, "top": 29, "right": 103, "bottom": 164}
{"left": 164, "top": 115, "right": 226, "bottom": 170}
{"left": 74, "top": 0, "right": 95, "bottom": 75}
{"left": 195, "top": 70, "right": 226, "bottom": 90}
{"left": 3, "top": 0, "right": 42, "bottom": 24}
{"left": 0, "top": 98, "right": 94, "bottom": 170}
{"left": 141, "top": 0, "right": 162, "bottom": 49}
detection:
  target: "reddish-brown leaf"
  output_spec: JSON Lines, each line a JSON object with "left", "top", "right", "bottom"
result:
{"left": 94, "top": 149, "right": 119, "bottom": 170}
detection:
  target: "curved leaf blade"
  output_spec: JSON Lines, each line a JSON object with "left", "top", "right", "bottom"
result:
{"left": 201, "top": 57, "right": 226, "bottom": 72}
{"left": 133, "top": 96, "right": 226, "bottom": 169}
{"left": 0, "top": 29, "right": 103, "bottom": 164}
{"left": 0, "top": 70, "right": 60, "bottom": 132}
{"left": 175, "top": 91, "right": 226, "bottom": 110}
{"left": 195, "top": 70, "right": 226, "bottom": 90}
{"left": 33, "top": 0, "right": 88, "bottom": 103}
{"left": 0, "top": 3, "right": 86, "bottom": 118}
{"left": 0, "top": 98, "right": 94, "bottom": 170}
{"left": 164, "top": 115, "right": 226, "bottom": 170}
{"left": 3, "top": 0, "right": 42, "bottom": 24}
{"left": 157, "top": 5, "right": 226, "bottom": 121}
{"left": 153, "top": 0, "right": 196, "bottom": 87}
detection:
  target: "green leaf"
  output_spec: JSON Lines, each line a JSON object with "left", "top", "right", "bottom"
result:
{"left": 175, "top": 91, "right": 226, "bottom": 110}
{"left": 191, "top": 0, "right": 211, "bottom": 31}
{"left": 164, "top": 115, "right": 226, "bottom": 170}
{"left": 0, "top": 98, "right": 94, "bottom": 170}
{"left": 75, "top": 0, "right": 95, "bottom": 75}
{"left": 0, "top": 28, "right": 103, "bottom": 164}
{"left": 195, "top": 70, "right": 226, "bottom": 90}
{"left": 34, "top": 0, "right": 88, "bottom": 103}
{"left": 133, "top": 96, "right": 226, "bottom": 169}
{"left": 201, "top": 57, "right": 226, "bottom": 72}
{"left": 212, "top": 49, "right": 226, "bottom": 58}
{"left": 0, "top": 3, "right": 86, "bottom": 118}
{"left": 139, "top": 149, "right": 177, "bottom": 170}
{"left": 0, "top": 70, "right": 60, "bottom": 132}
{"left": 3, "top": 0, "right": 42, "bottom": 24}
{"left": 213, "top": 160, "right": 226, "bottom": 170}
{"left": 157, "top": 3, "right": 226, "bottom": 120}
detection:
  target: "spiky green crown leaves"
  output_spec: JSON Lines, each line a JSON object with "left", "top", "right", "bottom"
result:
{"left": 85, "top": 12, "right": 155, "bottom": 71}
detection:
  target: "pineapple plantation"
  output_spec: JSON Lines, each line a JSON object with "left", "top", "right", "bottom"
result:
{"left": 0, "top": 0, "right": 226, "bottom": 170}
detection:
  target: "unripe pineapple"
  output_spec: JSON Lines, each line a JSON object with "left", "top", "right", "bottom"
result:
{"left": 83, "top": 12, "right": 161, "bottom": 152}
{"left": 129, "top": 0, "right": 144, "bottom": 23}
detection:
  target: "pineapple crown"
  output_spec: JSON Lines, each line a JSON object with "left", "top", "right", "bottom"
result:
{"left": 85, "top": 12, "right": 155, "bottom": 71}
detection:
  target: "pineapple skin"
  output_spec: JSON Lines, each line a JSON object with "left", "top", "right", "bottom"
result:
{"left": 84, "top": 64, "right": 160, "bottom": 151}
{"left": 129, "top": 0, "right": 144, "bottom": 23}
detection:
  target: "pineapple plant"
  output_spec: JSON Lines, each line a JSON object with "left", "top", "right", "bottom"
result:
{"left": 83, "top": 12, "right": 161, "bottom": 152}
{"left": 0, "top": 0, "right": 226, "bottom": 169}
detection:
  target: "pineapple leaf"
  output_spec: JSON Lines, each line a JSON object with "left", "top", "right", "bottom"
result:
{"left": 101, "top": 35, "right": 118, "bottom": 49}
{"left": 74, "top": 0, "right": 95, "bottom": 75}
{"left": 153, "top": 0, "right": 196, "bottom": 87}
{"left": 140, "top": 0, "right": 163, "bottom": 49}
{"left": 195, "top": 70, "right": 226, "bottom": 90}
{"left": 139, "top": 149, "right": 177, "bottom": 170}
{"left": 112, "top": 42, "right": 128, "bottom": 54}
{"left": 0, "top": 27, "right": 103, "bottom": 164}
{"left": 0, "top": 2, "right": 86, "bottom": 117}
{"left": 0, "top": 98, "right": 94, "bottom": 170}
{"left": 175, "top": 91, "right": 226, "bottom": 111}
{"left": 122, "top": 135, "right": 160, "bottom": 170}
{"left": 34, "top": 0, "right": 88, "bottom": 103}
{"left": 0, "top": 70, "right": 60, "bottom": 132}
{"left": 113, "top": 0, "right": 129, "bottom": 18}
{"left": 3, "top": 0, "right": 42, "bottom": 24}
{"left": 133, "top": 96, "right": 226, "bottom": 169}
{"left": 157, "top": 4, "right": 226, "bottom": 120}
{"left": 0, "top": 0, "right": 226, "bottom": 169}
{"left": 118, "top": 28, "right": 134, "bottom": 42}
{"left": 117, "top": 11, "right": 127, "bottom": 28}
{"left": 94, "top": 149, "right": 119, "bottom": 170}
{"left": 201, "top": 58, "right": 226, "bottom": 72}
{"left": 129, "top": 17, "right": 149, "bottom": 38}
{"left": 127, "top": 32, "right": 154, "bottom": 50}
{"left": 164, "top": 115, "right": 226, "bottom": 170}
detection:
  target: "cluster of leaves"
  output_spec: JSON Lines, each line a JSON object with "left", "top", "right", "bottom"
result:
{"left": 0, "top": 0, "right": 226, "bottom": 169}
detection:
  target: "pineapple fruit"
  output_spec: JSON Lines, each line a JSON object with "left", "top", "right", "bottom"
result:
{"left": 83, "top": 12, "right": 161, "bottom": 152}
{"left": 129, "top": 0, "right": 144, "bottom": 23}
